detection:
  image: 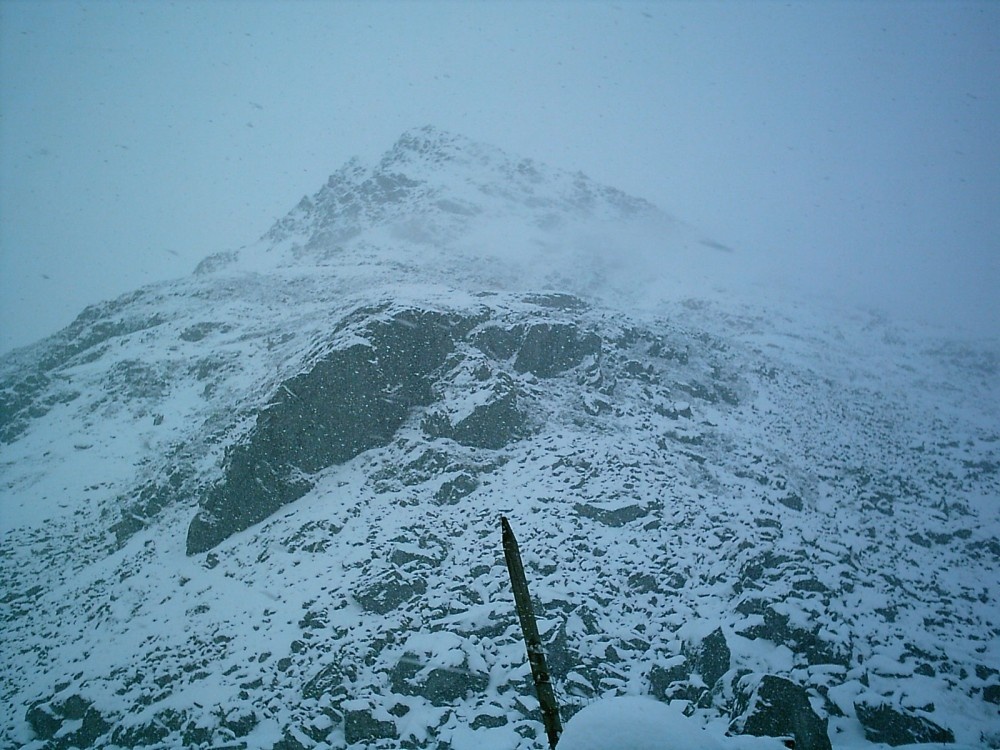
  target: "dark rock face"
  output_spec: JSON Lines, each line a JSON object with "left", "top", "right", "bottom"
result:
{"left": 25, "top": 695, "right": 111, "bottom": 749}
{"left": 111, "top": 462, "right": 195, "bottom": 544}
{"left": 186, "top": 308, "right": 468, "bottom": 554}
{"left": 390, "top": 653, "right": 490, "bottom": 706}
{"left": 473, "top": 321, "right": 601, "bottom": 377}
{"left": 697, "top": 627, "right": 731, "bottom": 689}
{"left": 730, "top": 675, "right": 832, "bottom": 750}
{"left": 185, "top": 302, "right": 605, "bottom": 555}
{"left": 854, "top": 701, "right": 955, "bottom": 746}
{"left": 513, "top": 323, "right": 601, "bottom": 377}
{"left": 422, "top": 372, "right": 526, "bottom": 450}
{"left": 434, "top": 472, "right": 479, "bottom": 505}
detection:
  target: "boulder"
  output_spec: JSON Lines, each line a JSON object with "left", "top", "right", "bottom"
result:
{"left": 301, "top": 661, "right": 354, "bottom": 701}
{"left": 343, "top": 706, "right": 398, "bottom": 744}
{"left": 648, "top": 658, "right": 700, "bottom": 704}
{"left": 854, "top": 701, "right": 954, "bottom": 746}
{"left": 736, "top": 605, "right": 849, "bottom": 667}
{"left": 25, "top": 702, "right": 60, "bottom": 740}
{"left": 984, "top": 684, "right": 1000, "bottom": 705}
{"left": 729, "top": 674, "right": 832, "bottom": 750}
{"left": 574, "top": 501, "right": 648, "bottom": 527}
{"left": 434, "top": 472, "right": 479, "bottom": 505}
{"left": 696, "top": 627, "right": 731, "bottom": 689}
{"left": 25, "top": 694, "right": 111, "bottom": 749}
{"left": 390, "top": 652, "right": 489, "bottom": 706}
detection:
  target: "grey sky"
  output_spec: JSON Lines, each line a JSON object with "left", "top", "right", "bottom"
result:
{"left": 1, "top": 0, "right": 998, "bottom": 353}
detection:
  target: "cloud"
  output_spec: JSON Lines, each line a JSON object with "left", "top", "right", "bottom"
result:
{"left": 2, "top": 1, "right": 997, "bottom": 353}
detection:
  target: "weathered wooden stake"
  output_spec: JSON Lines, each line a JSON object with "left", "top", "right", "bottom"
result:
{"left": 501, "top": 515, "right": 562, "bottom": 749}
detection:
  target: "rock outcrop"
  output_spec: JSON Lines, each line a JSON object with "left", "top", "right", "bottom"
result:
{"left": 854, "top": 701, "right": 954, "bottom": 746}
{"left": 186, "top": 301, "right": 608, "bottom": 554}
{"left": 186, "top": 306, "right": 471, "bottom": 553}
{"left": 730, "top": 675, "right": 832, "bottom": 750}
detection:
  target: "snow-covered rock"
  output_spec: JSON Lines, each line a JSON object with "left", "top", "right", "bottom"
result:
{"left": 558, "top": 696, "right": 725, "bottom": 750}
{"left": 1, "top": 127, "right": 998, "bottom": 749}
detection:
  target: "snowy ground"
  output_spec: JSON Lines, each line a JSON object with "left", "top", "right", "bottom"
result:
{"left": 2, "top": 128, "right": 997, "bottom": 749}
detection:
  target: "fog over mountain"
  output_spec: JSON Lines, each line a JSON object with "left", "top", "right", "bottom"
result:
{"left": 1, "top": 128, "right": 997, "bottom": 750}
{"left": 1, "top": 2, "right": 998, "bottom": 353}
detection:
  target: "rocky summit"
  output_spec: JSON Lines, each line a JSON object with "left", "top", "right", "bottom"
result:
{"left": 1, "top": 127, "right": 998, "bottom": 749}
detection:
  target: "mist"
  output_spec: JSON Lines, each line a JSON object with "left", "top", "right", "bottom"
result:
{"left": 2, "top": 0, "right": 998, "bottom": 354}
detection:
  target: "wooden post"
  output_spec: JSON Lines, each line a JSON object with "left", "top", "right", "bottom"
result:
{"left": 501, "top": 515, "right": 562, "bottom": 749}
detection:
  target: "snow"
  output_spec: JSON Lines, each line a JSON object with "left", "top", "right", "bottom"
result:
{"left": 559, "top": 697, "right": 721, "bottom": 750}
{"left": 558, "top": 696, "right": 787, "bottom": 749}
{"left": 1, "top": 128, "right": 998, "bottom": 749}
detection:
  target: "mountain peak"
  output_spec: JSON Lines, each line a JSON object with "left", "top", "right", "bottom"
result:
{"left": 373, "top": 126, "right": 642, "bottom": 210}
{"left": 374, "top": 126, "right": 650, "bottom": 218}
{"left": 241, "top": 127, "right": 663, "bottom": 300}
{"left": 379, "top": 125, "right": 502, "bottom": 170}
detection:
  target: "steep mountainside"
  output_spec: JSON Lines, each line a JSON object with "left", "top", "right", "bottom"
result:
{"left": 1, "top": 127, "right": 998, "bottom": 750}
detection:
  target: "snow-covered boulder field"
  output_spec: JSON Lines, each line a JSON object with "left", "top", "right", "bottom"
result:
{"left": 2, "top": 128, "right": 997, "bottom": 749}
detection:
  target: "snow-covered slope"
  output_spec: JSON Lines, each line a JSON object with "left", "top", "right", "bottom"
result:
{"left": 1, "top": 127, "right": 997, "bottom": 750}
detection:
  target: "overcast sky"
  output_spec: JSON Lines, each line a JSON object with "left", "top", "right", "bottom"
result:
{"left": 1, "top": 0, "right": 998, "bottom": 353}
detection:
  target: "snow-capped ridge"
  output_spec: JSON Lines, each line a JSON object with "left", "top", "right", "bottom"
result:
{"left": 188, "top": 127, "right": 766, "bottom": 324}
{"left": 378, "top": 125, "right": 511, "bottom": 172}
{"left": 247, "top": 126, "right": 662, "bottom": 289}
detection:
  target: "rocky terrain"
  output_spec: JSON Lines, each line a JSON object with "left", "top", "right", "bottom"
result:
{"left": 1, "top": 127, "right": 997, "bottom": 749}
